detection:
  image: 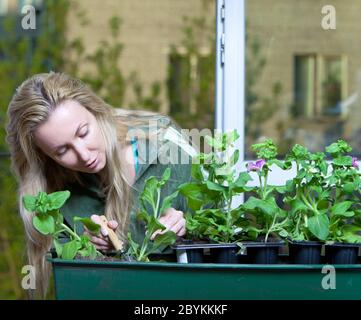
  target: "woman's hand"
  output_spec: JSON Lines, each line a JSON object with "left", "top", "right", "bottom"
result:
{"left": 84, "top": 214, "right": 119, "bottom": 252}
{"left": 150, "top": 207, "right": 186, "bottom": 240}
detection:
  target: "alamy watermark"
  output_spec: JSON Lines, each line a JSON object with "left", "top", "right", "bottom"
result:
{"left": 21, "top": 5, "right": 36, "bottom": 30}
{"left": 321, "top": 265, "right": 336, "bottom": 290}
{"left": 321, "top": 5, "right": 336, "bottom": 30}
{"left": 126, "top": 122, "right": 231, "bottom": 166}
{"left": 21, "top": 264, "right": 36, "bottom": 290}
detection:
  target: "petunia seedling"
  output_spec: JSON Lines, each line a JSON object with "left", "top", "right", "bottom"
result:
{"left": 23, "top": 190, "right": 102, "bottom": 260}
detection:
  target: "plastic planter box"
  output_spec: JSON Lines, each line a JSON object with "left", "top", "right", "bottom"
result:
{"left": 47, "top": 254, "right": 361, "bottom": 300}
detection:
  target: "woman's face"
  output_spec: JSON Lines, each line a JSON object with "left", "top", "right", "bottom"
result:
{"left": 34, "top": 100, "right": 107, "bottom": 174}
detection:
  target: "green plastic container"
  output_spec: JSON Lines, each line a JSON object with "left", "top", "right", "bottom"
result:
{"left": 47, "top": 255, "right": 361, "bottom": 300}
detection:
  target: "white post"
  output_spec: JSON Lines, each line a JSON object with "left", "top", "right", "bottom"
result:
{"left": 215, "top": 0, "right": 246, "bottom": 207}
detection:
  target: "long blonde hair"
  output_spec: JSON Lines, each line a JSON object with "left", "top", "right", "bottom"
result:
{"left": 6, "top": 72, "right": 171, "bottom": 298}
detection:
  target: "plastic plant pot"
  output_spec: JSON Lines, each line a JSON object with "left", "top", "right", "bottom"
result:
{"left": 172, "top": 242, "right": 205, "bottom": 263}
{"left": 325, "top": 243, "right": 361, "bottom": 265}
{"left": 172, "top": 242, "right": 247, "bottom": 264}
{"left": 244, "top": 241, "right": 285, "bottom": 264}
{"left": 209, "top": 244, "right": 243, "bottom": 264}
{"left": 288, "top": 240, "right": 323, "bottom": 264}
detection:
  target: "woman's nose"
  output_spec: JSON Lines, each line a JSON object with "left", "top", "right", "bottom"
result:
{"left": 74, "top": 144, "right": 91, "bottom": 163}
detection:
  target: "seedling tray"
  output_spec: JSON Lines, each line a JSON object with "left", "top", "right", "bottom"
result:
{"left": 48, "top": 256, "right": 361, "bottom": 300}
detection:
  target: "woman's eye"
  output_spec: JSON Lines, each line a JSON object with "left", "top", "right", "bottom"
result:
{"left": 79, "top": 128, "right": 89, "bottom": 138}
{"left": 56, "top": 148, "right": 67, "bottom": 156}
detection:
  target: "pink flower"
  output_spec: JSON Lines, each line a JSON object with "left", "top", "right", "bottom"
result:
{"left": 247, "top": 159, "right": 266, "bottom": 172}
{"left": 352, "top": 157, "right": 359, "bottom": 168}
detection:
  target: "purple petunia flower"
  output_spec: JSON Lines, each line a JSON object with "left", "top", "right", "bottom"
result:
{"left": 247, "top": 159, "right": 266, "bottom": 172}
{"left": 352, "top": 157, "right": 359, "bottom": 168}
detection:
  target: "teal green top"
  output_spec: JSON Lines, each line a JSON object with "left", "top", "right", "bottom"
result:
{"left": 130, "top": 137, "right": 139, "bottom": 174}
{"left": 60, "top": 117, "right": 194, "bottom": 253}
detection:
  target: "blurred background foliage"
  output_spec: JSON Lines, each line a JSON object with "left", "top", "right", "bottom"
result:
{"left": 0, "top": 0, "right": 218, "bottom": 299}
{"left": 0, "top": 0, "right": 279, "bottom": 299}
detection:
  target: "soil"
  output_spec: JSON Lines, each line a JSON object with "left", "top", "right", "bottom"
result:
{"left": 175, "top": 237, "right": 209, "bottom": 245}
{"left": 255, "top": 236, "right": 283, "bottom": 243}
{"left": 74, "top": 253, "right": 133, "bottom": 262}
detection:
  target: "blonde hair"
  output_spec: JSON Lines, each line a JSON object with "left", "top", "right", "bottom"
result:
{"left": 6, "top": 72, "right": 172, "bottom": 298}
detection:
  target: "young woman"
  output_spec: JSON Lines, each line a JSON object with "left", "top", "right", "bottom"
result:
{"left": 6, "top": 72, "right": 196, "bottom": 298}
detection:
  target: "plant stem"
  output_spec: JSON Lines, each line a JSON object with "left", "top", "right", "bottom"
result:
{"left": 300, "top": 192, "right": 319, "bottom": 215}
{"left": 154, "top": 189, "right": 161, "bottom": 218}
{"left": 138, "top": 234, "right": 149, "bottom": 261}
{"left": 265, "top": 212, "right": 278, "bottom": 242}
{"left": 258, "top": 174, "right": 263, "bottom": 199}
{"left": 225, "top": 191, "right": 232, "bottom": 243}
{"left": 295, "top": 214, "right": 301, "bottom": 236}
{"left": 60, "top": 223, "right": 81, "bottom": 241}
{"left": 53, "top": 229, "right": 67, "bottom": 236}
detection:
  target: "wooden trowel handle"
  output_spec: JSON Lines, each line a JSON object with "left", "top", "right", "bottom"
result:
{"left": 99, "top": 215, "right": 124, "bottom": 252}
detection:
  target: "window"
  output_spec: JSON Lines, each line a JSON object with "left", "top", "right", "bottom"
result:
{"left": 0, "top": 0, "right": 8, "bottom": 16}
{"left": 322, "top": 56, "right": 344, "bottom": 115}
{"left": 167, "top": 49, "right": 215, "bottom": 131}
{"left": 294, "top": 54, "right": 346, "bottom": 119}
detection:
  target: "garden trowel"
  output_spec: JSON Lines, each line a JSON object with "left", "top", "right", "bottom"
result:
{"left": 99, "top": 215, "right": 124, "bottom": 253}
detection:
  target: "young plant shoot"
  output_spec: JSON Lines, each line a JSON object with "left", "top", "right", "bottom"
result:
{"left": 127, "top": 168, "right": 178, "bottom": 261}
{"left": 23, "top": 190, "right": 102, "bottom": 260}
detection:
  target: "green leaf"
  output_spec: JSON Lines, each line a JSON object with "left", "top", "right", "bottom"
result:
{"left": 53, "top": 239, "right": 63, "bottom": 258}
{"left": 206, "top": 135, "right": 222, "bottom": 150}
{"left": 331, "top": 201, "right": 353, "bottom": 216}
{"left": 343, "top": 182, "right": 358, "bottom": 194}
{"left": 159, "top": 167, "right": 171, "bottom": 187}
{"left": 279, "top": 229, "right": 289, "bottom": 238}
{"left": 191, "top": 163, "right": 203, "bottom": 181}
{"left": 33, "top": 214, "right": 55, "bottom": 235}
{"left": 229, "top": 149, "right": 239, "bottom": 167}
{"left": 289, "top": 144, "right": 310, "bottom": 161}
{"left": 341, "top": 225, "right": 361, "bottom": 243}
{"left": 88, "top": 244, "right": 98, "bottom": 260}
{"left": 233, "top": 171, "right": 252, "bottom": 188}
{"left": 33, "top": 192, "right": 49, "bottom": 215}
{"left": 159, "top": 191, "right": 179, "bottom": 217}
{"left": 147, "top": 215, "right": 166, "bottom": 235}
{"left": 251, "top": 139, "right": 278, "bottom": 160}
{"left": 225, "top": 130, "right": 240, "bottom": 145}
{"left": 22, "top": 195, "right": 37, "bottom": 212}
{"left": 73, "top": 217, "right": 101, "bottom": 234}
{"left": 178, "top": 183, "right": 205, "bottom": 211}
{"left": 152, "top": 230, "right": 177, "bottom": 252}
{"left": 140, "top": 176, "right": 158, "bottom": 209}
{"left": 62, "top": 240, "right": 78, "bottom": 260}
{"left": 333, "top": 156, "right": 353, "bottom": 167}
{"left": 47, "top": 190, "right": 71, "bottom": 210}
{"left": 325, "top": 142, "right": 340, "bottom": 155}
{"left": 289, "top": 199, "right": 309, "bottom": 216}
{"left": 308, "top": 214, "right": 329, "bottom": 240}
{"left": 206, "top": 181, "right": 226, "bottom": 193}
{"left": 242, "top": 196, "right": 278, "bottom": 217}
{"left": 127, "top": 232, "right": 140, "bottom": 255}
{"left": 268, "top": 159, "right": 290, "bottom": 170}
{"left": 56, "top": 212, "right": 64, "bottom": 225}
{"left": 135, "top": 210, "right": 150, "bottom": 224}
{"left": 274, "top": 186, "right": 287, "bottom": 194}
{"left": 326, "top": 140, "right": 352, "bottom": 157}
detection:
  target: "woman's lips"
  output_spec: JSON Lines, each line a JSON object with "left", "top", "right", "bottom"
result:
{"left": 86, "top": 156, "right": 98, "bottom": 168}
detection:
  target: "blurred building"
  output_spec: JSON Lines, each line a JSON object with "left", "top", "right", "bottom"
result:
{"left": 2, "top": 0, "right": 361, "bottom": 153}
